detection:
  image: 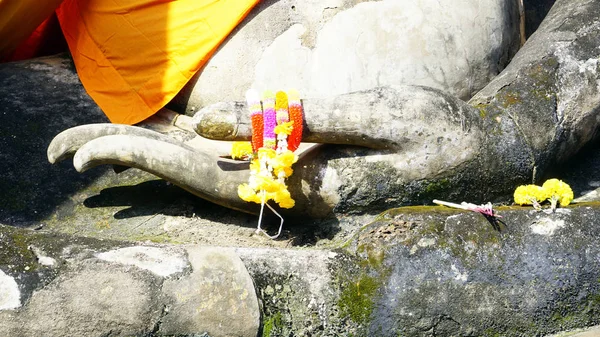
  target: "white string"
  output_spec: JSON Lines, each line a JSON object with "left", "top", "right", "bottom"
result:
{"left": 255, "top": 191, "right": 284, "bottom": 239}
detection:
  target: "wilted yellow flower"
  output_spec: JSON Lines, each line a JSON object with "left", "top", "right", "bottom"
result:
{"left": 514, "top": 184, "right": 546, "bottom": 205}
{"left": 230, "top": 142, "right": 253, "bottom": 160}
{"left": 542, "top": 178, "right": 573, "bottom": 208}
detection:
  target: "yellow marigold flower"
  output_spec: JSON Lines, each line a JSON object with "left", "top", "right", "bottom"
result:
{"left": 274, "top": 189, "right": 295, "bottom": 209}
{"left": 276, "top": 151, "right": 297, "bottom": 166}
{"left": 278, "top": 198, "right": 295, "bottom": 209}
{"left": 257, "top": 147, "right": 276, "bottom": 160}
{"left": 268, "top": 151, "right": 296, "bottom": 178}
{"left": 230, "top": 142, "right": 253, "bottom": 160}
{"left": 238, "top": 184, "right": 261, "bottom": 204}
{"left": 542, "top": 178, "right": 573, "bottom": 207}
{"left": 275, "top": 166, "right": 293, "bottom": 179}
{"left": 249, "top": 159, "right": 261, "bottom": 173}
{"left": 274, "top": 121, "right": 294, "bottom": 136}
{"left": 514, "top": 184, "right": 545, "bottom": 205}
{"left": 252, "top": 175, "right": 282, "bottom": 193}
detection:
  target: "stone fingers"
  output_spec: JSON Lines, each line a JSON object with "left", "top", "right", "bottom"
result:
{"left": 47, "top": 123, "right": 187, "bottom": 164}
{"left": 72, "top": 134, "right": 259, "bottom": 214}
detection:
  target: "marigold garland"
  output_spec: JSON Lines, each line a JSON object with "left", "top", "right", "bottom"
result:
{"left": 232, "top": 89, "right": 304, "bottom": 238}
{"left": 287, "top": 89, "right": 303, "bottom": 152}
{"left": 246, "top": 89, "right": 263, "bottom": 152}
{"left": 275, "top": 91, "right": 289, "bottom": 125}
{"left": 262, "top": 90, "right": 277, "bottom": 150}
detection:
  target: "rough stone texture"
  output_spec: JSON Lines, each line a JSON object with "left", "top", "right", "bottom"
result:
{"left": 470, "top": 0, "right": 600, "bottom": 173}
{"left": 236, "top": 248, "right": 350, "bottom": 336}
{"left": 0, "top": 55, "right": 281, "bottom": 247}
{"left": 160, "top": 246, "right": 261, "bottom": 337}
{"left": 0, "top": 269, "right": 20, "bottom": 310}
{"left": 4, "top": 265, "right": 161, "bottom": 336}
{"left": 351, "top": 206, "right": 600, "bottom": 336}
{"left": 96, "top": 245, "right": 188, "bottom": 277}
{"left": 0, "top": 55, "right": 109, "bottom": 227}
{"left": 3, "top": 0, "right": 600, "bottom": 336}
{"left": 0, "top": 225, "right": 260, "bottom": 337}
{"left": 163, "top": 204, "right": 600, "bottom": 337}
{"left": 6, "top": 204, "right": 600, "bottom": 336}
{"left": 171, "top": 0, "right": 520, "bottom": 113}
{"left": 548, "top": 325, "right": 600, "bottom": 336}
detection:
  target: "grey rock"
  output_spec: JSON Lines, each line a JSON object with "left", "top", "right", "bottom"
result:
{"left": 0, "top": 225, "right": 260, "bottom": 337}
{"left": 96, "top": 245, "right": 189, "bottom": 277}
{"left": 349, "top": 205, "right": 600, "bottom": 336}
{"left": 237, "top": 248, "right": 347, "bottom": 336}
{"left": 0, "top": 55, "right": 109, "bottom": 227}
{"left": 173, "top": 0, "right": 520, "bottom": 113}
{"left": 524, "top": 0, "right": 556, "bottom": 37}
{"left": 4, "top": 264, "right": 162, "bottom": 336}
{"left": 0, "top": 269, "right": 20, "bottom": 310}
{"left": 547, "top": 325, "right": 600, "bottom": 337}
{"left": 160, "top": 246, "right": 260, "bottom": 337}
{"left": 6, "top": 203, "right": 600, "bottom": 336}
{"left": 238, "top": 205, "right": 600, "bottom": 336}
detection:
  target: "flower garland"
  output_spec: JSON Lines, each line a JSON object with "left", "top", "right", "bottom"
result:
{"left": 513, "top": 178, "right": 573, "bottom": 212}
{"left": 247, "top": 89, "right": 264, "bottom": 152}
{"left": 233, "top": 89, "right": 304, "bottom": 238}
{"left": 287, "top": 89, "right": 303, "bottom": 152}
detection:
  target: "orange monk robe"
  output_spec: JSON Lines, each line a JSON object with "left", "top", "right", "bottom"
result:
{"left": 55, "top": 0, "right": 259, "bottom": 125}
{"left": 0, "top": 0, "right": 65, "bottom": 60}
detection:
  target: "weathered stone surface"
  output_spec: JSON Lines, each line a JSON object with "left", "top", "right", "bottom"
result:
{"left": 3, "top": 1, "right": 600, "bottom": 336}
{"left": 172, "top": 0, "right": 520, "bottom": 113}
{"left": 0, "top": 225, "right": 260, "bottom": 337}
{"left": 236, "top": 248, "right": 351, "bottom": 336}
{"left": 0, "top": 54, "right": 270, "bottom": 247}
{"left": 4, "top": 265, "right": 161, "bottom": 336}
{"left": 348, "top": 205, "right": 600, "bottom": 336}
{"left": 548, "top": 325, "right": 600, "bottom": 337}
{"left": 96, "top": 245, "right": 188, "bottom": 277}
{"left": 235, "top": 205, "right": 600, "bottom": 337}
{"left": 0, "top": 269, "right": 20, "bottom": 310}
{"left": 160, "top": 246, "right": 260, "bottom": 337}
{"left": 0, "top": 55, "right": 109, "bottom": 227}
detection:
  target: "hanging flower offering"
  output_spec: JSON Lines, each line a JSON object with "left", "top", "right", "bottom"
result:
{"left": 541, "top": 178, "right": 573, "bottom": 210}
{"left": 232, "top": 89, "right": 304, "bottom": 239}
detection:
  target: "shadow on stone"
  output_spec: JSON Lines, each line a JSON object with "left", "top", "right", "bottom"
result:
{"left": 0, "top": 55, "right": 109, "bottom": 227}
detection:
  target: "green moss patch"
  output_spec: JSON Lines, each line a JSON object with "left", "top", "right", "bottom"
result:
{"left": 338, "top": 273, "right": 380, "bottom": 324}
